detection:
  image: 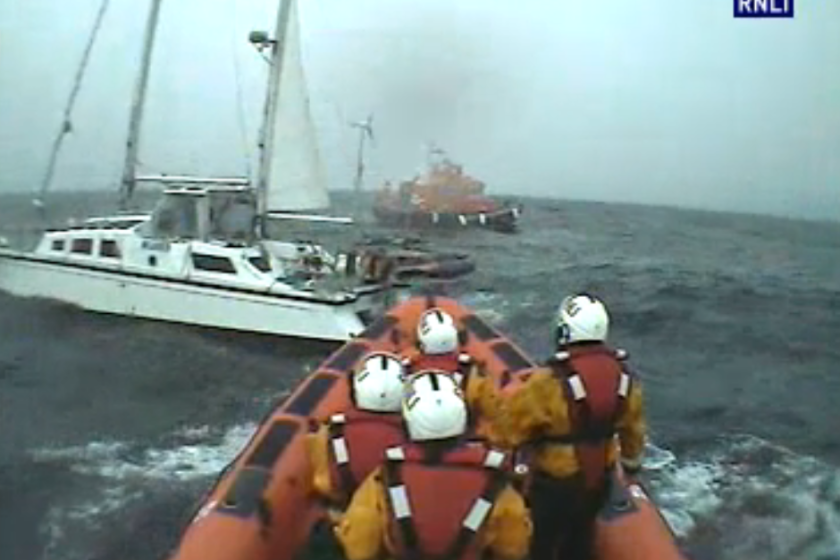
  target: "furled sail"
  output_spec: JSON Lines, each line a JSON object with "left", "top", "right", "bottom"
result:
{"left": 264, "top": 0, "right": 329, "bottom": 212}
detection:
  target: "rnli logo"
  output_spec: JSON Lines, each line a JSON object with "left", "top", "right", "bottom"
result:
{"left": 404, "top": 376, "right": 420, "bottom": 410}
{"left": 563, "top": 298, "right": 581, "bottom": 317}
{"left": 734, "top": 0, "right": 794, "bottom": 18}
{"left": 404, "top": 383, "right": 420, "bottom": 410}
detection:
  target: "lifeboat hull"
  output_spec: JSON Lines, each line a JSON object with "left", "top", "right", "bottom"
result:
{"left": 372, "top": 203, "right": 521, "bottom": 234}
{"left": 166, "top": 296, "right": 686, "bottom": 560}
{"left": 594, "top": 471, "right": 686, "bottom": 560}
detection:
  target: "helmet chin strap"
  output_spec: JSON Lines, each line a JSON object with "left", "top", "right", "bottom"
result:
{"left": 555, "top": 324, "right": 571, "bottom": 347}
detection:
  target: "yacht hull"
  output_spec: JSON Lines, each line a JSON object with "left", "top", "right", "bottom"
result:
{"left": 0, "top": 250, "right": 387, "bottom": 342}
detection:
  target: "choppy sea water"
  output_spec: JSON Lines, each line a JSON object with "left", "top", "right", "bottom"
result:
{"left": 1, "top": 191, "right": 839, "bottom": 560}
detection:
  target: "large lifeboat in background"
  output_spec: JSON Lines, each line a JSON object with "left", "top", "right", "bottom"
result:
{"left": 373, "top": 152, "right": 522, "bottom": 234}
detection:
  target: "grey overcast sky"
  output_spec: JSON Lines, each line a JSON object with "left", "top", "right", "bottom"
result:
{"left": 0, "top": 0, "right": 838, "bottom": 220}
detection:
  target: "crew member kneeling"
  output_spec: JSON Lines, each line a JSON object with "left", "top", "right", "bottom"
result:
{"left": 494, "top": 293, "right": 647, "bottom": 560}
{"left": 334, "top": 370, "right": 532, "bottom": 560}
{"left": 307, "top": 352, "right": 408, "bottom": 506}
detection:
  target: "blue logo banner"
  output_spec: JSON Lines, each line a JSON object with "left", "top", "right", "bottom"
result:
{"left": 734, "top": 0, "right": 794, "bottom": 18}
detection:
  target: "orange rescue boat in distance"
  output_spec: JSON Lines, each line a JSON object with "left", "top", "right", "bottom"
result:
{"left": 166, "top": 296, "right": 688, "bottom": 560}
{"left": 373, "top": 150, "right": 522, "bottom": 234}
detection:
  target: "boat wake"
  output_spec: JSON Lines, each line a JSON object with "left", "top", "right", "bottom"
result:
{"left": 646, "top": 436, "right": 840, "bottom": 560}
{"left": 29, "top": 424, "right": 257, "bottom": 560}
{"left": 25, "top": 421, "right": 840, "bottom": 560}
{"left": 31, "top": 424, "right": 257, "bottom": 483}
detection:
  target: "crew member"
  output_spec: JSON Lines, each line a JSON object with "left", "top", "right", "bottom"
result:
{"left": 491, "top": 293, "right": 646, "bottom": 560}
{"left": 333, "top": 370, "right": 533, "bottom": 560}
{"left": 402, "top": 307, "right": 472, "bottom": 382}
{"left": 307, "top": 351, "right": 408, "bottom": 506}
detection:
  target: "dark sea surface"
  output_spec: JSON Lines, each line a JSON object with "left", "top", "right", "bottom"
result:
{"left": 1, "top": 190, "right": 839, "bottom": 560}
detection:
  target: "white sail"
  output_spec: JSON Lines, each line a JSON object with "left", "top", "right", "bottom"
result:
{"left": 264, "top": 0, "right": 329, "bottom": 212}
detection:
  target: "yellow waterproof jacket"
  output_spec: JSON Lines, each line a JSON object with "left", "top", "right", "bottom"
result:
{"left": 307, "top": 423, "right": 340, "bottom": 501}
{"left": 463, "top": 362, "right": 504, "bottom": 442}
{"left": 334, "top": 466, "right": 532, "bottom": 560}
{"left": 471, "top": 356, "right": 646, "bottom": 480}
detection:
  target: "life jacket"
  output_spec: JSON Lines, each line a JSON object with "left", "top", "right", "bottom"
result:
{"left": 326, "top": 410, "right": 406, "bottom": 505}
{"left": 404, "top": 352, "right": 472, "bottom": 378}
{"left": 543, "top": 344, "right": 633, "bottom": 490}
{"left": 382, "top": 442, "right": 511, "bottom": 560}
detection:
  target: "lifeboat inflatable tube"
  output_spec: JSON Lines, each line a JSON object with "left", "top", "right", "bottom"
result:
{"left": 166, "top": 295, "right": 687, "bottom": 560}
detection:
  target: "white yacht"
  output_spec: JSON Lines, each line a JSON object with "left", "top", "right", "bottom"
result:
{"left": 0, "top": 0, "right": 411, "bottom": 341}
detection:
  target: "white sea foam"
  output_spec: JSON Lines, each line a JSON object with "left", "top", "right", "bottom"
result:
{"left": 31, "top": 422, "right": 256, "bottom": 482}
{"left": 645, "top": 436, "right": 840, "bottom": 560}
{"left": 30, "top": 425, "right": 840, "bottom": 560}
{"left": 460, "top": 290, "right": 507, "bottom": 325}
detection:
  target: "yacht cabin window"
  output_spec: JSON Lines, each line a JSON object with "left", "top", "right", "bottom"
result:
{"left": 208, "top": 191, "right": 256, "bottom": 241}
{"left": 248, "top": 255, "right": 271, "bottom": 273}
{"left": 70, "top": 238, "right": 93, "bottom": 255}
{"left": 192, "top": 254, "right": 236, "bottom": 274}
{"left": 148, "top": 193, "right": 201, "bottom": 239}
{"left": 100, "top": 240, "right": 120, "bottom": 258}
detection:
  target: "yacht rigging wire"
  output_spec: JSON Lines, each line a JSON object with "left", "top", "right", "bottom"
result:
{"left": 228, "top": 0, "right": 253, "bottom": 180}
{"left": 34, "top": 0, "right": 112, "bottom": 213}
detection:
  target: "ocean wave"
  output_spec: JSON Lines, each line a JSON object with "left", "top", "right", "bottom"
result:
{"left": 647, "top": 435, "right": 840, "bottom": 560}
{"left": 30, "top": 423, "right": 256, "bottom": 483}
{"left": 24, "top": 421, "right": 840, "bottom": 560}
{"left": 457, "top": 290, "right": 509, "bottom": 325}
{"left": 27, "top": 423, "right": 261, "bottom": 560}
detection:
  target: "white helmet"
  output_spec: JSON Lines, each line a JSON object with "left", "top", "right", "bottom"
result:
{"left": 352, "top": 352, "right": 406, "bottom": 412}
{"left": 402, "top": 370, "right": 467, "bottom": 441}
{"left": 556, "top": 293, "right": 610, "bottom": 345}
{"left": 417, "top": 308, "right": 459, "bottom": 355}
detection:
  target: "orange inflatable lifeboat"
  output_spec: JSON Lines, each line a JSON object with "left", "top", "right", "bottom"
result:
{"left": 166, "top": 295, "right": 686, "bottom": 560}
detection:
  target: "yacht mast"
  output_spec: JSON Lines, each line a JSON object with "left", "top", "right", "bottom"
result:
{"left": 351, "top": 114, "right": 374, "bottom": 221}
{"left": 255, "top": 0, "right": 294, "bottom": 237}
{"left": 118, "top": 0, "right": 164, "bottom": 211}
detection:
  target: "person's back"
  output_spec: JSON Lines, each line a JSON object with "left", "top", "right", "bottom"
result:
{"left": 333, "top": 371, "right": 532, "bottom": 560}
{"left": 380, "top": 440, "right": 517, "bottom": 560}
{"left": 542, "top": 341, "right": 642, "bottom": 486}
{"left": 488, "top": 293, "right": 646, "bottom": 560}
{"left": 307, "top": 352, "right": 408, "bottom": 506}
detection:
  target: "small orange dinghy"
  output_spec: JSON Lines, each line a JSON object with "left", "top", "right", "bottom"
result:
{"left": 166, "top": 296, "right": 686, "bottom": 560}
